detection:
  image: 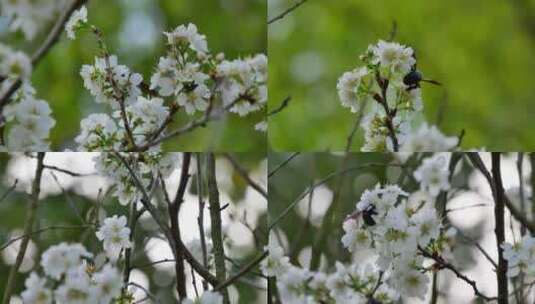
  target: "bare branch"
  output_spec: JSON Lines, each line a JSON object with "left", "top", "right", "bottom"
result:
{"left": 419, "top": 247, "right": 497, "bottom": 302}
{"left": 268, "top": 152, "right": 300, "bottom": 178}
{"left": 215, "top": 251, "right": 268, "bottom": 291}
{"left": 466, "top": 153, "right": 535, "bottom": 233}
{"left": 491, "top": 153, "right": 509, "bottom": 303}
{"left": 268, "top": 0, "right": 309, "bottom": 25}
{"left": 0, "top": 225, "right": 92, "bottom": 252}
{"left": 207, "top": 154, "right": 230, "bottom": 303}
{"left": 268, "top": 97, "right": 291, "bottom": 117}
{"left": 2, "top": 152, "right": 45, "bottom": 304}
{"left": 223, "top": 153, "right": 267, "bottom": 199}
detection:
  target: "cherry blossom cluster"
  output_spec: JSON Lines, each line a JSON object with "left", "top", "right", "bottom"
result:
{"left": 502, "top": 235, "right": 535, "bottom": 278}
{"left": 181, "top": 291, "right": 223, "bottom": 304}
{"left": 261, "top": 237, "right": 398, "bottom": 303}
{"left": 264, "top": 154, "right": 458, "bottom": 302}
{"left": 0, "top": 45, "right": 55, "bottom": 151}
{"left": 93, "top": 152, "right": 180, "bottom": 205}
{"left": 0, "top": 0, "right": 69, "bottom": 40}
{"left": 19, "top": 215, "right": 130, "bottom": 304}
{"left": 337, "top": 40, "right": 458, "bottom": 152}
{"left": 68, "top": 6, "right": 266, "bottom": 151}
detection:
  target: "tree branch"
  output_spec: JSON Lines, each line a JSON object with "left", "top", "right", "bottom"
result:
{"left": 114, "top": 153, "right": 220, "bottom": 287}
{"left": 195, "top": 154, "right": 209, "bottom": 290}
{"left": 268, "top": 97, "right": 291, "bottom": 117}
{"left": 268, "top": 0, "right": 309, "bottom": 25}
{"left": 167, "top": 152, "right": 191, "bottom": 299}
{"left": 207, "top": 154, "right": 230, "bottom": 304}
{"left": 223, "top": 153, "right": 267, "bottom": 199}
{"left": 2, "top": 152, "right": 45, "bottom": 304}
{"left": 466, "top": 152, "right": 535, "bottom": 233}
{"left": 215, "top": 251, "right": 268, "bottom": 291}
{"left": 491, "top": 153, "right": 509, "bottom": 304}
{"left": 419, "top": 246, "right": 497, "bottom": 302}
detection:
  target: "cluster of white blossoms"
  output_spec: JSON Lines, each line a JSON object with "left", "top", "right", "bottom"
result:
{"left": 181, "top": 291, "right": 223, "bottom": 304}
{"left": 502, "top": 235, "right": 535, "bottom": 278}
{"left": 21, "top": 238, "right": 123, "bottom": 304}
{"left": 337, "top": 40, "right": 457, "bottom": 152}
{"left": 0, "top": 45, "right": 55, "bottom": 151}
{"left": 413, "top": 153, "right": 451, "bottom": 197}
{"left": 96, "top": 215, "right": 132, "bottom": 262}
{"left": 261, "top": 237, "right": 398, "bottom": 303}
{"left": 2, "top": 83, "right": 56, "bottom": 151}
{"left": 0, "top": 0, "right": 69, "bottom": 40}
{"left": 65, "top": 5, "right": 88, "bottom": 40}
{"left": 400, "top": 123, "right": 458, "bottom": 152}
{"left": 94, "top": 152, "right": 180, "bottom": 205}
{"left": 67, "top": 6, "right": 267, "bottom": 150}
{"left": 264, "top": 155, "right": 458, "bottom": 303}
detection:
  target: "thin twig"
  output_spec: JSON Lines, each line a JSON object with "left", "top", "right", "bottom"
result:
{"left": 268, "top": 152, "right": 300, "bottom": 178}
{"left": 269, "top": 162, "right": 403, "bottom": 231}
{"left": 268, "top": 97, "right": 291, "bottom": 117}
{"left": 268, "top": 0, "right": 309, "bottom": 25}
{"left": 223, "top": 153, "right": 267, "bottom": 199}
{"left": 0, "top": 179, "right": 18, "bottom": 204}
{"left": 215, "top": 251, "right": 268, "bottom": 291}
{"left": 43, "top": 164, "right": 95, "bottom": 177}
{"left": 419, "top": 247, "right": 497, "bottom": 302}
{"left": 0, "top": 225, "right": 91, "bottom": 251}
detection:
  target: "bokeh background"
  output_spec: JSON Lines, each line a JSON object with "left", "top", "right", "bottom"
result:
{"left": 268, "top": 152, "right": 534, "bottom": 303}
{"left": 0, "top": 0, "right": 266, "bottom": 151}
{"left": 268, "top": 0, "right": 535, "bottom": 151}
{"left": 0, "top": 153, "right": 267, "bottom": 303}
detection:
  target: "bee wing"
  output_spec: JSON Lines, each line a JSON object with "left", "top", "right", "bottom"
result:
{"left": 421, "top": 79, "right": 442, "bottom": 86}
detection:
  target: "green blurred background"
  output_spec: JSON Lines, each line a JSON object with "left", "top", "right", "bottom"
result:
{"left": 268, "top": 0, "right": 535, "bottom": 151}
{"left": 2, "top": 0, "right": 266, "bottom": 152}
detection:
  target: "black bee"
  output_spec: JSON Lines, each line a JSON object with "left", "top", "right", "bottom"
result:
{"left": 362, "top": 204, "right": 378, "bottom": 226}
{"left": 367, "top": 298, "right": 383, "bottom": 304}
{"left": 403, "top": 52, "right": 441, "bottom": 91}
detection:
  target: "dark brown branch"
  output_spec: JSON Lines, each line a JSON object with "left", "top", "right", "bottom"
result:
{"left": 491, "top": 153, "right": 509, "bottom": 304}
{"left": 114, "top": 153, "right": 220, "bottom": 287}
{"left": 166, "top": 152, "right": 191, "bottom": 299}
{"left": 43, "top": 164, "right": 94, "bottom": 177}
{"left": 466, "top": 153, "right": 535, "bottom": 233}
